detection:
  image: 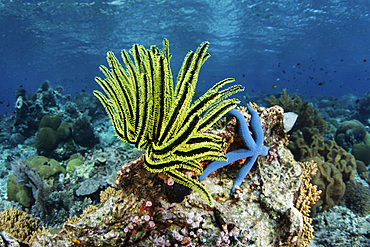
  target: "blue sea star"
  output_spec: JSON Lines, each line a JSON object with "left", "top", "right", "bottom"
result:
{"left": 199, "top": 105, "right": 270, "bottom": 194}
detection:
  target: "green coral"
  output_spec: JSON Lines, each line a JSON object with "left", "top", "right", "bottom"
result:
{"left": 34, "top": 115, "right": 72, "bottom": 151}
{"left": 39, "top": 114, "right": 61, "bottom": 130}
{"left": 352, "top": 142, "right": 370, "bottom": 166}
{"left": 7, "top": 175, "right": 34, "bottom": 207}
{"left": 27, "top": 155, "right": 66, "bottom": 178}
{"left": 34, "top": 127, "right": 58, "bottom": 150}
{"left": 57, "top": 121, "right": 73, "bottom": 141}
{"left": 94, "top": 39, "right": 244, "bottom": 206}
{"left": 66, "top": 158, "right": 83, "bottom": 172}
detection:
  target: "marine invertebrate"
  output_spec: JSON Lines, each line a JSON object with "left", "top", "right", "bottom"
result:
{"left": 23, "top": 105, "right": 326, "bottom": 246}
{"left": 335, "top": 119, "right": 367, "bottom": 150}
{"left": 289, "top": 128, "right": 356, "bottom": 182}
{"left": 287, "top": 160, "right": 321, "bottom": 247}
{"left": 199, "top": 105, "right": 269, "bottom": 194}
{"left": 94, "top": 39, "right": 244, "bottom": 205}
{"left": 311, "top": 160, "right": 345, "bottom": 216}
{"left": 0, "top": 208, "right": 41, "bottom": 244}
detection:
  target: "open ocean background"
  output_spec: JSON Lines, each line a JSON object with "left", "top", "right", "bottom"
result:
{"left": 1, "top": 1, "right": 370, "bottom": 245}
{"left": 0, "top": 0, "right": 369, "bottom": 114}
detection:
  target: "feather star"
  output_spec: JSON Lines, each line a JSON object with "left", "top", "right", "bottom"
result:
{"left": 199, "top": 105, "right": 270, "bottom": 195}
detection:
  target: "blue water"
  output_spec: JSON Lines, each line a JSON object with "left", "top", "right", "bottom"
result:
{"left": 0, "top": 0, "right": 369, "bottom": 114}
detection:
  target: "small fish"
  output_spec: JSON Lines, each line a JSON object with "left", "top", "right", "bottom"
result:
{"left": 271, "top": 85, "right": 277, "bottom": 89}
{"left": 283, "top": 112, "right": 298, "bottom": 133}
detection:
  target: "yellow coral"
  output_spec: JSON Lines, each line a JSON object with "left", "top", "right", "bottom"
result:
{"left": 291, "top": 161, "right": 321, "bottom": 247}
{"left": 100, "top": 186, "right": 122, "bottom": 205}
{"left": 0, "top": 208, "right": 40, "bottom": 244}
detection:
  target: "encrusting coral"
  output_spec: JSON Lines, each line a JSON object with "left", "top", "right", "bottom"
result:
{"left": 284, "top": 161, "right": 321, "bottom": 247}
{"left": 93, "top": 38, "right": 244, "bottom": 206}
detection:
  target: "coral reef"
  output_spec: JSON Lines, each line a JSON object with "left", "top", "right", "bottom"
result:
{"left": 288, "top": 127, "right": 356, "bottom": 215}
{"left": 289, "top": 129, "right": 356, "bottom": 182}
{"left": 5, "top": 81, "right": 100, "bottom": 160}
{"left": 23, "top": 105, "right": 320, "bottom": 247}
{"left": 9, "top": 157, "right": 53, "bottom": 215}
{"left": 12, "top": 81, "right": 70, "bottom": 144}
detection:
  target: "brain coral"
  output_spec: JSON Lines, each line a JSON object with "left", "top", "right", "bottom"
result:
{"left": 311, "top": 159, "right": 345, "bottom": 216}
{"left": 335, "top": 119, "right": 366, "bottom": 151}
{"left": 352, "top": 142, "right": 370, "bottom": 166}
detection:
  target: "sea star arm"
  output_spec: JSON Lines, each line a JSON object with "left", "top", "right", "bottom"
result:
{"left": 247, "top": 105, "right": 265, "bottom": 147}
{"left": 231, "top": 155, "right": 259, "bottom": 194}
{"left": 228, "top": 108, "right": 256, "bottom": 149}
{"left": 199, "top": 149, "right": 251, "bottom": 181}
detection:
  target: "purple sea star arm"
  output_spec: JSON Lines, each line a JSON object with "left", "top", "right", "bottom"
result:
{"left": 199, "top": 149, "right": 250, "bottom": 182}
{"left": 231, "top": 155, "right": 258, "bottom": 194}
{"left": 228, "top": 108, "right": 256, "bottom": 150}
{"left": 247, "top": 105, "right": 265, "bottom": 147}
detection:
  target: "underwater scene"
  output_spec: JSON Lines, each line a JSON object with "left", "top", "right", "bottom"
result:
{"left": 0, "top": 0, "right": 369, "bottom": 246}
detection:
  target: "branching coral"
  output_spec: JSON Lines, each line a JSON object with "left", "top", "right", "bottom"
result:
{"left": 94, "top": 39, "right": 244, "bottom": 205}
{"left": 286, "top": 161, "right": 321, "bottom": 247}
{"left": 0, "top": 208, "right": 41, "bottom": 244}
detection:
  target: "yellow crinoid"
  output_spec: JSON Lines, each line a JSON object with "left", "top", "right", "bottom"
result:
{"left": 93, "top": 39, "right": 244, "bottom": 206}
